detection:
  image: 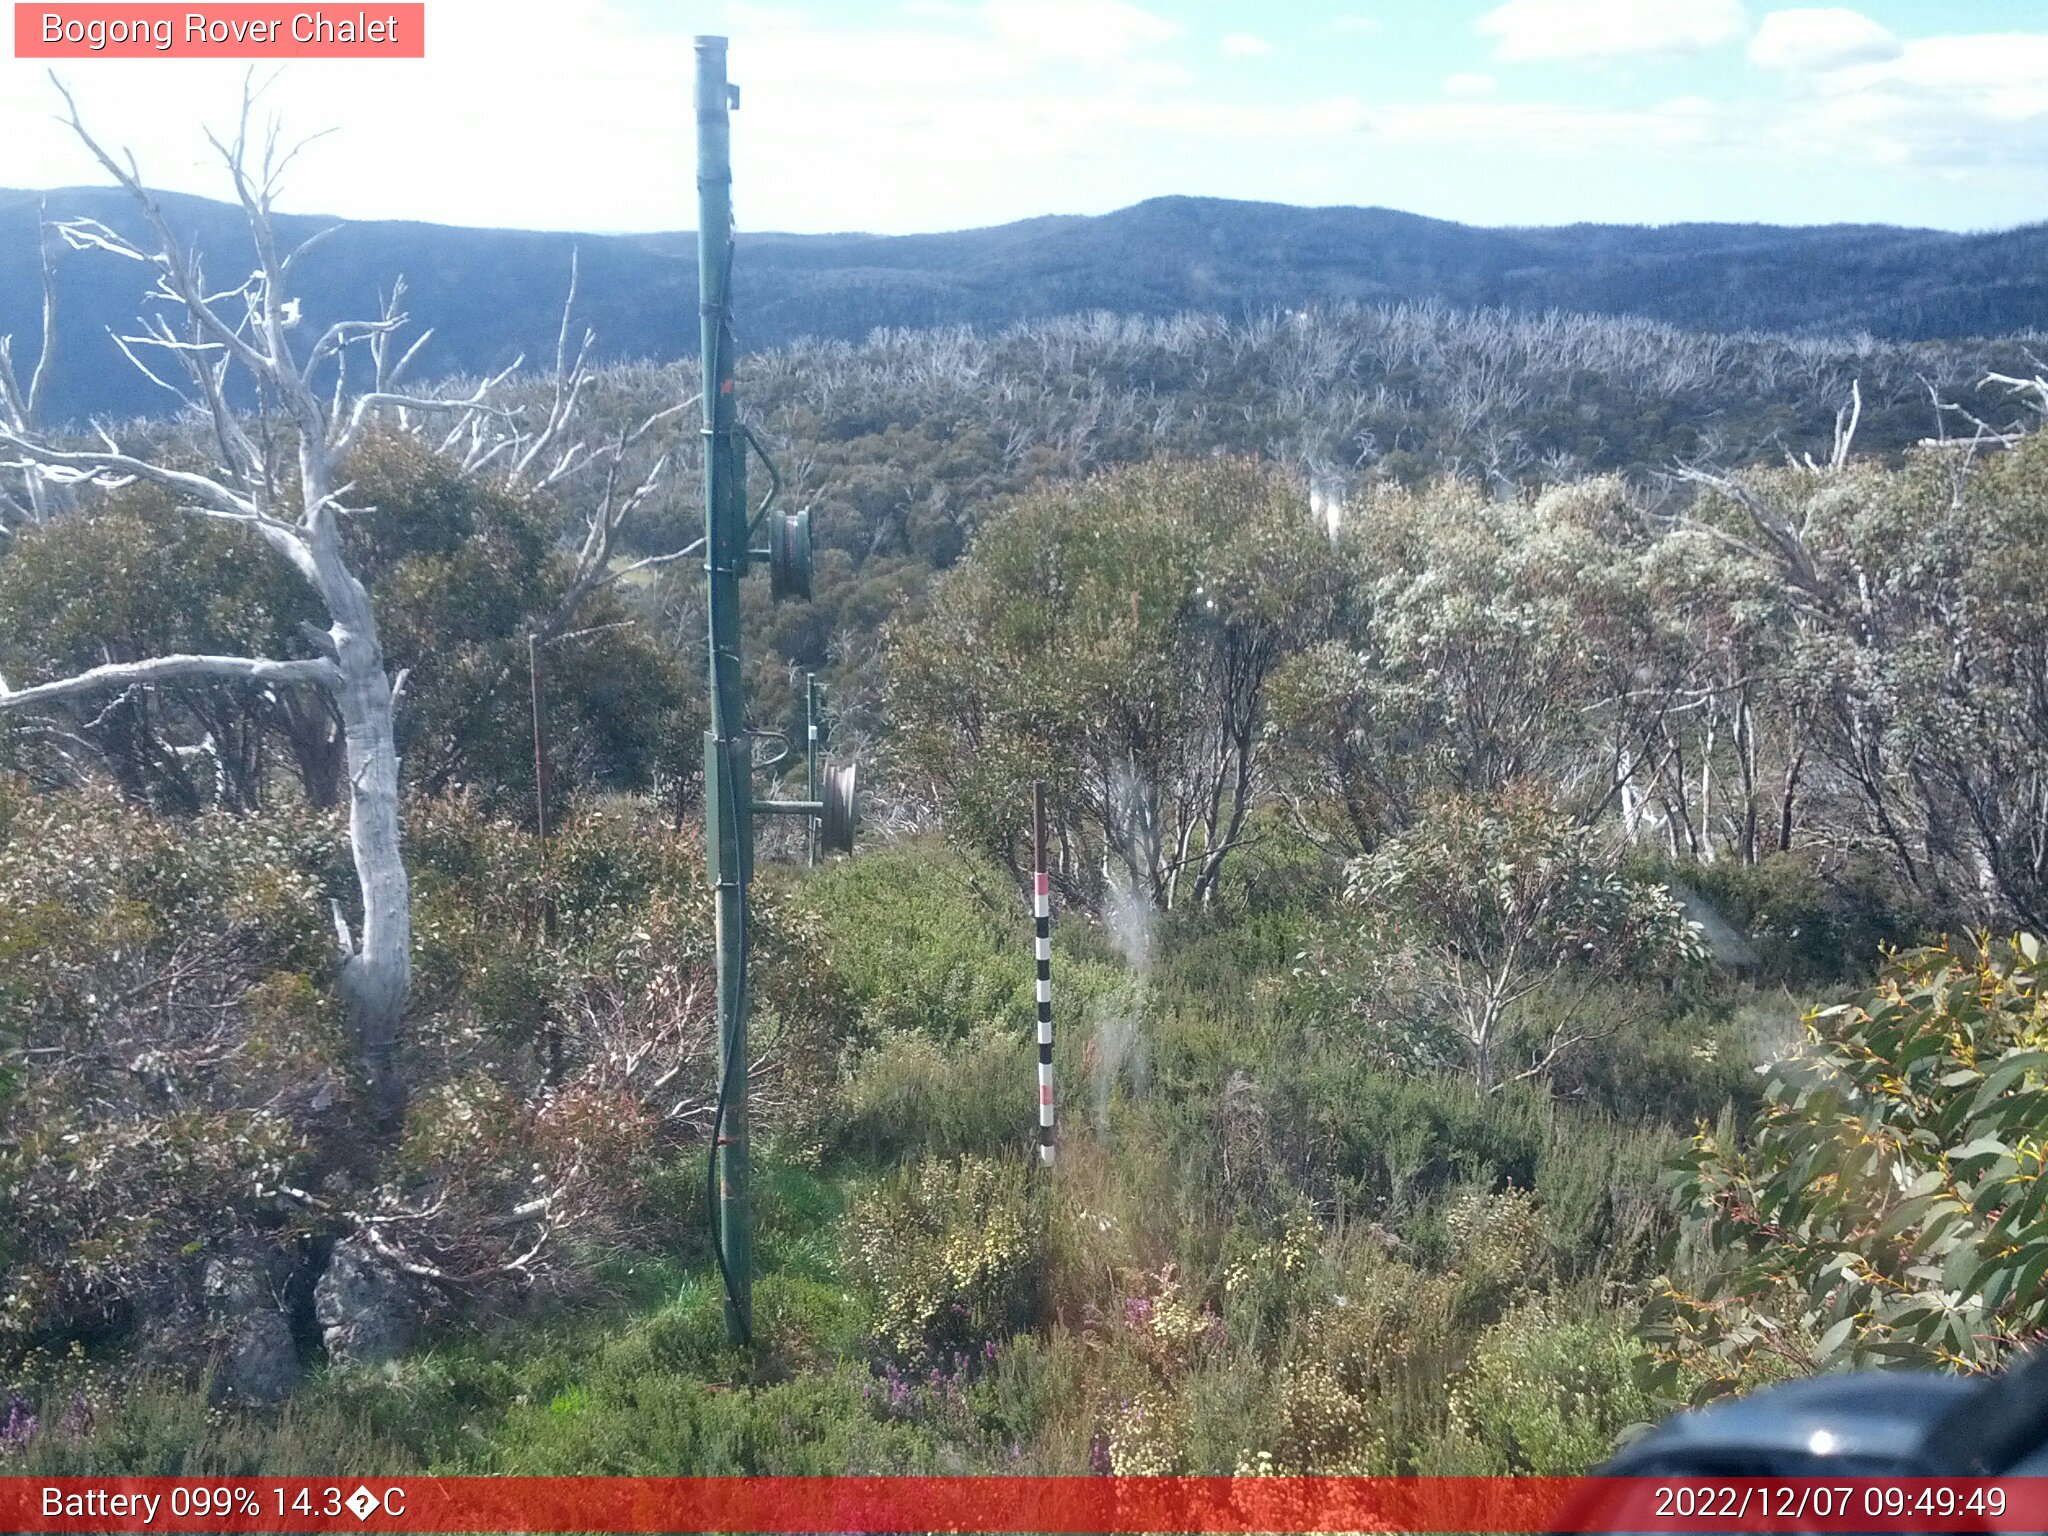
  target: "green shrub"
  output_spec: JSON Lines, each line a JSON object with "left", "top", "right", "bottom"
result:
{"left": 1250, "top": 1358, "right": 1378, "bottom": 1473}
{"left": 1440, "top": 1299, "right": 1651, "bottom": 1472}
{"left": 833, "top": 1026, "right": 1037, "bottom": 1162}
{"left": 1675, "top": 850, "right": 1935, "bottom": 985}
{"left": 1304, "top": 1250, "right": 1460, "bottom": 1464}
{"left": 1443, "top": 1186, "right": 1548, "bottom": 1328}
{"left": 2, "top": 1371, "right": 421, "bottom": 1476}
{"left": 1535, "top": 1117, "right": 1680, "bottom": 1284}
{"left": 1172, "top": 809, "right": 1339, "bottom": 947}
{"left": 801, "top": 845, "right": 1034, "bottom": 1045}
{"left": 1526, "top": 981, "right": 1761, "bottom": 1127}
{"left": 1341, "top": 789, "right": 1704, "bottom": 1092}
{"left": 570, "top": 1281, "right": 738, "bottom": 1386}
{"left": 1649, "top": 934, "right": 2048, "bottom": 1398}
{"left": 846, "top": 1155, "right": 1044, "bottom": 1366}
{"left": 752, "top": 1163, "right": 850, "bottom": 1288}
{"left": 1220, "top": 1206, "right": 1323, "bottom": 1349}
{"left": 958, "top": 1331, "right": 1087, "bottom": 1469}
{"left": 489, "top": 1363, "right": 939, "bottom": 1474}
{"left": 0, "top": 787, "right": 344, "bottom": 1356}
{"left": 1284, "top": 1063, "right": 1549, "bottom": 1222}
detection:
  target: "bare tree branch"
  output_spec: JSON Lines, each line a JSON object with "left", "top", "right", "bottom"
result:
{"left": 0, "top": 652, "right": 339, "bottom": 710}
{"left": 0, "top": 201, "right": 66, "bottom": 525}
{"left": 1675, "top": 465, "right": 1827, "bottom": 601}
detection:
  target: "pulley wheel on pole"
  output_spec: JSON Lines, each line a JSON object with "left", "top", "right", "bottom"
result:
{"left": 819, "top": 759, "right": 858, "bottom": 854}
{"left": 770, "top": 507, "right": 812, "bottom": 602}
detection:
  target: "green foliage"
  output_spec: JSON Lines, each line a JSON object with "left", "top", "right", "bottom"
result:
{"left": 0, "top": 487, "right": 318, "bottom": 812}
{"left": 3, "top": 1375, "right": 422, "bottom": 1477}
{"left": 888, "top": 457, "right": 1336, "bottom": 911}
{"left": 1680, "top": 850, "right": 1937, "bottom": 985}
{"left": 1681, "top": 438, "right": 2048, "bottom": 933}
{"left": 845, "top": 1155, "right": 1044, "bottom": 1366}
{"left": 394, "top": 796, "right": 844, "bottom": 1280}
{"left": 2, "top": 1265, "right": 914, "bottom": 1476}
{"left": 24, "top": 179, "right": 2043, "bottom": 429}
{"left": 19, "top": 314, "right": 2048, "bottom": 1480}
{"left": 1543, "top": 985, "right": 1767, "bottom": 1129}
{"left": 799, "top": 845, "right": 1033, "bottom": 1045}
{"left": 0, "top": 437, "right": 693, "bottom": 821}
{"left": 0, "top": 783, "right": 849, "bottom": 1369}
{"left": 1285, "top": 1058, "right": 1548, "bottom": 1213}
{"left": 1219, "top": 1206, "right": 1324, "bottom": 1348}
{"left": 1534, "top": 1116, "right": 1683, "bottom": 1285}
{"left": 0, "top": 783, "right": 343, "bottom": 1354}
{"left": 832, "top": 1027, "right": 1035, "bottom": 1163}
{"left": 490, "top": 1363, "right": 938, "bottom": 1475}
{"left": 1239, "top": 1359, "right": 1379, "bottom": 1475}
{"left": 1648, "top": 935, "right": 2048, "bottom": 1401}
{"left": 1268, "top": 477, "right": 1678, "bottom": 858}
{"left": 804, "top": 844, "right": 1115, "bottom": 1165}
{"left": 345, "top": 435, "right": 695, "bottom": 819}
{"left": 1441, "top": 1186, "right": 1550, "bottom": 1326}
{"left": 1339, "top": 788, "right": 1703, "bottom": 1090}
{"left": 1440, "top": 1301, "right": 1652, "bottom": 1473}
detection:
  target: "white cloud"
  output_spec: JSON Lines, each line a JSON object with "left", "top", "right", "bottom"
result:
{"left": 726, "top": 0, "right": 1197, "bottom": 228}
{"left": 1478, "top": 0, "right": 1748, "bottom": 61}
{"left": 1830, "top": 32, "right": 2048, "bottom": 116}
{"left": 1749, "top": 8, "right": 1900, "bottom": 71}
{"left": 1138, "top": 96, "right": 1368, "bottom": 139}
{"left": 1370, "top": 95, "right": 1725, "bottom": 154}
{"left": 1781, "top": 33, "right": 2048, "bottom": 171}
{"left": 3, "top": 0, "right": 2041, "bottom": 238}
{"left": 979, "top": 0, "right": 1180, "bottom": 67}
{"left": 1220, "top": 32, "right": 1275, "bottom": 58}
{"left": 0, "top": 0, "right": 1182, "bottom": 236}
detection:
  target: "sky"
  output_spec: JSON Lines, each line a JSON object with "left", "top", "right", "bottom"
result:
{"left": 3, "top": 0, "right": 2048, "bottom": 235}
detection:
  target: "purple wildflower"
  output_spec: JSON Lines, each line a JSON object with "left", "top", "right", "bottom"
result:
{"left": 1088, "top": 1431, "right": 1113, "bottom": 1475}
{"left": 0, "top": 1396, "right": 37, "bottom": 1454}
{"left": 59, "top": 1393, "right": 93, "bottom": 1439}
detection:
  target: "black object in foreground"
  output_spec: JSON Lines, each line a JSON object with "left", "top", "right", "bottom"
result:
{"left": 1598, "top": 1351, "right": 2048, "bottom": 1474}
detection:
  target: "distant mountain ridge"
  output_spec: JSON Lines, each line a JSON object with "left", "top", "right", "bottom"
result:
{"left": 4, "top": 187, "right": 2046, "bottom": 423}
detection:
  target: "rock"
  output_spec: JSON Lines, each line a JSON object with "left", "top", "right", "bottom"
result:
{"left": 217, "top": 1310, "right": 302, "bottom": 1404}
{"left": 129, "top": 1285, "right": 206, "bottom": 1374}
{"left": 313, "top": 1238, "right": 417, "bottom": 1367}
{"left": 201, "top": 1238, "right": 302, "bottom": 1404}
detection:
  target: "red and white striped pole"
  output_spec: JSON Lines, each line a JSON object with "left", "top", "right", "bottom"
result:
{"left": 1032, "top": 781, "right": 1055, "bottom": 1167}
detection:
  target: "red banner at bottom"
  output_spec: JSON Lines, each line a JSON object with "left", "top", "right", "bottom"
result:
{"left": 3, "top": 1475, "right": 2044, "bottom": 1532}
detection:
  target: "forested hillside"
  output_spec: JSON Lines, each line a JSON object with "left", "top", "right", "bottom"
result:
{"left": 5, "top": 185, "right": 2048, "bottom": 422}
{"left": 499, "top": 303, "right": 2048, "bottom": 743}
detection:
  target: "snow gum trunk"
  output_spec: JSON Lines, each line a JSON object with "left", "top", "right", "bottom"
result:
{"left": 337, "top": 633, "right": 409, "bottom": 1130}
{"left": 312, "top": 499, "right": 410, "bottom": 1133}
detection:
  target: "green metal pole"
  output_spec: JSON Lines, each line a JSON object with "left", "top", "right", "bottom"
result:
{"left": 696, "top": 33, "right": 752, "bottom": 1347}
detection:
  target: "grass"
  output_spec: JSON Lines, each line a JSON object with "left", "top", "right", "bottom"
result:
{"left": 3, "top": 834, "right": 1811, "bottom": 1477}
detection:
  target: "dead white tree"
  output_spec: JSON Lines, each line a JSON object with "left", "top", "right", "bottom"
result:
{"left": 0, "top": 86, "right": 444, "bottom": 1126}
{"left": 0, "top": 83, "right": 694, "bottom": 1131}
{"left": 0, "top": 201, "right": 66, "bottom": 530}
